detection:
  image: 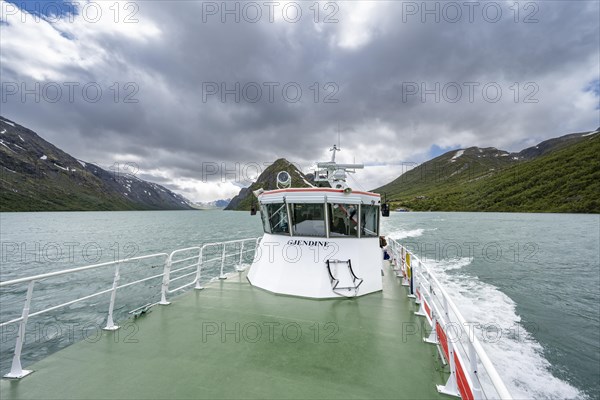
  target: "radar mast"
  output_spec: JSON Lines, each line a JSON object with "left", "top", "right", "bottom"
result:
{"left": 315, "top": 145, "right": 363, "bottom": 190}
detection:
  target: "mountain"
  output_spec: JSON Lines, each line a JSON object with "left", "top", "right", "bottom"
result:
{"left": 376, "top": 146, "right": 520, "bottom": 200}
{"left": 213, "top": 199, "right": 231, "bottom": 208}
{"left": 0, "top": 116, "right": 194, "bottom": 211}
{"left": 375, "top": 128, "right": 600, "bottom": 213}
{"left": 516, "top": 131, "right": 597, "bottom": 160}
{"left": 224, "top": 158, "right": 312, "bottom": 211}
{"left": 194, "top": 198, "right": 231, "bottom": 209}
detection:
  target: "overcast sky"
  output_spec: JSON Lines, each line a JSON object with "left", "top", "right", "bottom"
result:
{"left": 1, "top": 0, "right": 598, "bottom": 201}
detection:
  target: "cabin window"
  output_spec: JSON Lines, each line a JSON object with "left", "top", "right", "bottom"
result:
{"left": 259, "top": 204, "right": 272, "bottom": 234}
{"left": 290, "top": 203, "right": 326, "bottom": 237}
{"left": 328, "top": 203, "right": 358, "bottom": 237}
{"left": 360, "top": 204, "right": 379, "bottom": 237}
{"left": 261, "top": 203, "right": 289, "bottom": 235}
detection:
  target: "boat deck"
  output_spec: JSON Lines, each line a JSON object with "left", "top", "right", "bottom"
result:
{"left": 1, "top": 264, "right": 450, "bottom": 399}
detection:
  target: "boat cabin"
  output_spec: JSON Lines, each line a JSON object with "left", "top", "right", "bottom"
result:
{"left": 257, "top": 188, "right": 380, "bottom": 239}
{"left": 247, "top": 147, "right": 384, "bottom": 298}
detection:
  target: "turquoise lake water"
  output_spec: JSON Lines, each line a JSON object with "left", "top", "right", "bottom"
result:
{"left": 0, "top": 211, "right": 598, "bottom": 399}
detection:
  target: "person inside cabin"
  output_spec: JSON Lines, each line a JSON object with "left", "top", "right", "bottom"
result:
{"left": 348, "top": 205, "right": 357, "bottom": 220}
{"left": 332, "top": 217, "right": 346, "bottom": 235}
{"left": 345, "top": 205, "right": 357, "bottom": 232}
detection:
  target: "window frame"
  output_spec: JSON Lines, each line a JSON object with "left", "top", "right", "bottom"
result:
{"left": 289, "top": 202, "right": 327, "bottom": 238}
{"left": 258, "top": 199, "right": 380, "bottom": 239}
{"left": 360, "top": 203, "right": 380, "bottom": 238}
{"left": 327, "top": 203, "right": 360, "bottom": 238}
{"left": 260, "top": 202, "right": 290, "bottom": 236}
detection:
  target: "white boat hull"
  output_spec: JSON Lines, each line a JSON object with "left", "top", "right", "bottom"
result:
{"left": 248, "top": 233, "right": 383, "bottom": 298}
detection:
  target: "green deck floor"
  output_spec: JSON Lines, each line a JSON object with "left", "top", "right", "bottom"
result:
{"left": 1, "top": 264, "right": 450, "bottom": 399}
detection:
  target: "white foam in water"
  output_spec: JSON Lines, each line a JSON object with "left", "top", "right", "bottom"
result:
{"left": 387, "top": 228, "right": 425, "bottom": 240}
{"left": 427, "top": 258, "right": 583, "bottom": 400}
{"left": 433, "top": 257, "right": 471, "bottom": 271}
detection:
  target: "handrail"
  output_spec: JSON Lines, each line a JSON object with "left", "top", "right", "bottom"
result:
{"left": 0, "top": 269, "right": 167, "bottom": 328}
{"left": 0, "top": 237, "right": 261, "bottom": 379}
{"left": 387, "top": 238, "right": 513, "bottom": 400}
{"left": 415, "top": 253, "right": 511, "bottom": 400}
{"left": 158, "top": 237, "right": 260, "bottom": 303}
{"left": 325, "top": 260, "right": 338, "bottom": 285}
{"left": 346, "top": 259, "right": 362, "bottom": 284}
{"left": 325, "top": 259, "right": 363, "bottom": 297}
{"left": 0, "top": 251, "right": 170, "bottom": 379}
{"left": 0, "top": 253, "right": 168, "bottom": 287}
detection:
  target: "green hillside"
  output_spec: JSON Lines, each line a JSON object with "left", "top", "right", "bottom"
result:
{"left": 0, "top": 170, "right": 140, "bottom": 212}
{"left": 376, "top": 146, "right": 518, "bottom": 200}
{"left": 375, "top": 132, "right": 599, "bottom": 213}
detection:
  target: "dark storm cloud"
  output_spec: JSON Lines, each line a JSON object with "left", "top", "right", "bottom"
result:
{"left": 1, "top": 0, "right": 598, "bottom": 199}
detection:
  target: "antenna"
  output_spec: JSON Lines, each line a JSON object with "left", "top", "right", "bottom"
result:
{"left": 318, "top": 146, "right": 363, "bottom": 190}
{"left": 330, "top": 144, "right": 340, "bottom": 162}
{"left": 330, "top": 123, "right": 341, "bottom": 163}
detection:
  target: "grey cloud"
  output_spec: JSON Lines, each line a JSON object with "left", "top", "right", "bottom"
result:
{"left": 1, "top": 0, "right": 598, "bottom": 200}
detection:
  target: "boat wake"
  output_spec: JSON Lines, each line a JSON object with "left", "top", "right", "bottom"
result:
{"left": 428, "top": 258, "right": 584, "bottom": 400}
{"left": 431, "top": 256, "right": 471, "bottom": 271}
{"left": 387, "top": 228, "right": 426, "bottom": 240}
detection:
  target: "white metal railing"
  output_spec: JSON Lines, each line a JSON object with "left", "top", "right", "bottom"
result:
{"left": 387, "top": 238, "right": 513, "bottom": 400}
{"left": 0, "top": 237, "right": 260, "bottom": 379}
{"left": 159, "top": 237, "right": 261, "bottom": 304}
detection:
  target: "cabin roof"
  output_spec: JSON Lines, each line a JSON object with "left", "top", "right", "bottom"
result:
{"left": 262, "top": 188, "right": 380, "bottom": 197}
{"left": 259, "top": 188, "right": 380, "bottom": 205}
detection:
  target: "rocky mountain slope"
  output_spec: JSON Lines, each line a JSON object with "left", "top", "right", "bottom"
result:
{"left": 225, "top": 158, "right": 312, "bottom": 211}
{"left": 0, "top": 116, "right": 194, "bottom": 211}
{"left": 194, "top": 199, "right": 231, "bottom": 209}
{"left": 375, "top": 128, "right": 600, "bottom": 213}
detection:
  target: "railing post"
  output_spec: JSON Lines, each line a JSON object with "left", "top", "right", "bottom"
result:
{"left": 218, "top": 243, "right": 227, "bottom": 279}
{"left": 469, "top": 339, "right": 483, "bottom": 399}
{"left": 402, "top": 249, "right": 410, "bottom": 287}
{"left": 393, "top": 243, "right": 401, "bottom": 275}
{"left": 424, "top": 312, "right": 438, "bottom": 344}
{"left": 236, "top": 241, "right": 245, "bottom": 272}
{"left": 414, "top": 261, "right": 421, "bottom": 304}
{"left": 389, "top": 240, "right": 395, "bottom": 267}
{"left": 415, "top": 279, "right": 427, "bottom": 317}
{"left": 4, "top": 281, "right": 35, "bottom": 379}
{"left": 443, "top": 296, "right": 450, "bottom": 322}
{"left": 160, "top": 254, "right": 172, "bottom": 305}
{"left": 437, "top": 339, "right": 460, "bottom": 397}
{"left": 435, "top": 290, "right": 460, "bottom": 397}
{"left": 104, "top": 264, "right": 121, "bottom": 330}
{"left": 194, "top": 247, "right": 204, "bottom": 290}
{"left": 254, "top": 237, "right": 261, "bottom": 263}
{"left": 408, "top": 255, "right": 416, "bottom": 298}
